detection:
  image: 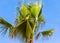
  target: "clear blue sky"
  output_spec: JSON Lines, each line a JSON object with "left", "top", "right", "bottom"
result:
{"left": 0, "top": 0, "right": 60, "bottom": 43}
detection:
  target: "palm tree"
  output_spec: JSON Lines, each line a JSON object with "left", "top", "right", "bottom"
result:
{"left": 0, "top": 2, "right": 54, "bottom": 43}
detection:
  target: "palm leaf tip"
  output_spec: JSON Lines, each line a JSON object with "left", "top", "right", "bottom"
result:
{"left": 20, "top": 5, "right": 30, "bottom": 17}
{"left": 41, "top": 29, "right": 54, "bottom": 37}
{"left": 31, "top": 3, "right": 42, "bottom": 17}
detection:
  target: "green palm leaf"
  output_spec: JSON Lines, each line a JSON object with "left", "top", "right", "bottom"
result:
{"left": 20, "top": 5, "right": 30, "bottom": 17}
{"left": 0, "top": 18, "right": 12, "bottom": 27}
{"left": 13, "top": 21, "right": 27, "bottom": 38}
{"left": 0, "top": 17, "right": 13, "bottom": 35}
{"left": 15, "top": 20, "right": 33, "bottom": 39}
{"left": 31, "top": 3, "right": 42, "bottom": 18}
{"left": 41, "top": 29, "right": 54, "bottom": 37}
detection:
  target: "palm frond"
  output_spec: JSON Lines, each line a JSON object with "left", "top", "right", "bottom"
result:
{"left": 20, "top": 4, "right": 30, "bottom": 17}
{"left": 10, "top": 20, "right": 33, "bottom": 39}
{"left": 41, "top": 29, "right": 54, "bottom": 37}
{"left": 30, "top": 3, "right": 42, "bottom": 18}
{"left": 9, "top": 21, "right": 26, "bottom": 38}
{"left": 0, "top": 18, "right": 12, "bottom": 27}
{"left": 0, "top": 17, "right": 13, "bottom": 35}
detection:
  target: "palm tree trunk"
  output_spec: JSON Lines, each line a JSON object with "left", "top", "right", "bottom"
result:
{"left": 29, "top": 38, "right": 33, "bottom": 43}
{"left": 27, "top": 36, "right": 33, "bottom": 43}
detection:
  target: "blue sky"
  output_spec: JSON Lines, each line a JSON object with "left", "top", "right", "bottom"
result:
{"left": 0, "top": 0, "right": 60, "bottom": 43}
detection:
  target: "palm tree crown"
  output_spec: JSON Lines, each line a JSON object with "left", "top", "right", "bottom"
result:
{"left": 0, "top": 2, "right": 54, "bottom": 43}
